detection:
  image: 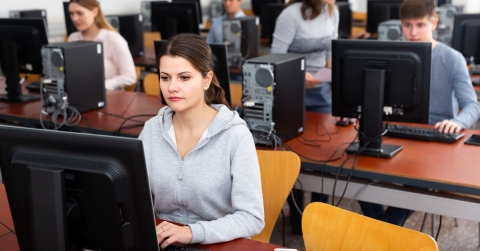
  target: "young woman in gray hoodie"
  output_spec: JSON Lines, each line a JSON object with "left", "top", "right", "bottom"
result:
{"left": 138, "top": 33, "right": 265, "bottom": 249}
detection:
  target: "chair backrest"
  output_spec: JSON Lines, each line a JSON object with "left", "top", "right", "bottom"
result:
{"left": 251, "top": 150, "right": 301, "bottom": 243}
{"left": 124, "top": 66, "right": 141, "bottom": 92}
{"left": 302, "top": 202, "right": 439, "bottom": 251}
{"left": 143, "top": 73, "right": 160, "bottom": 96}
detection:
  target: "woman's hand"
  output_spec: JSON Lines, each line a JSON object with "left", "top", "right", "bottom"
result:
{"left": 305, "top": 72, "right": 321, "bottom": 89}
{"left": 156, "top": 221, "right": 193, "bottom": 249}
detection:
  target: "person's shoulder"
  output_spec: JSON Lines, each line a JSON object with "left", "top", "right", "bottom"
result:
{"left": 68, "top": 31, "right": 82, "bottom": 42}
{"left": 436, "top": 42, "right": 466, "bottom": 64}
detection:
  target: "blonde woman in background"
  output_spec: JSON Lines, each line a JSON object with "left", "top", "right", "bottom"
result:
{"left": 68, "top": 0, "right": 136, "bottom": 90}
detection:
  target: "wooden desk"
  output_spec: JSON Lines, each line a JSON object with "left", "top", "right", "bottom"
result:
{"left": 133, "top": 47, "right": 157, "bottom": 68}
{"left": 0, "top": 185, "right": 286, "bottom": 251}
{"left": 2, "top": 87, "right": 480, "bottom": 222}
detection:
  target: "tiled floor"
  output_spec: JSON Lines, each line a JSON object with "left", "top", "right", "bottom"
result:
{"left": 269, "top": 193, "right": 480, "bottom": 251}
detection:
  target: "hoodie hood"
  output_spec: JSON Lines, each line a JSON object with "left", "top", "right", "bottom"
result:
{"left": 156, "top": 104, "right": 246, "bottom": 139}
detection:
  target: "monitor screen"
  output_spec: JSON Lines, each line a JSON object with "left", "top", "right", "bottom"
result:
{"left": 154, "top": 40, "right": 232, "bottom": 107}
{"left": 451, "top": 13, "right": 480, "bottom": 59}
{"left": 336, "top": 2, "right": 352, "bottom": 38}
{"left": 251, "top": 0, "right": 284, "bottom": 17}
{"left": 172, "top": 0, "right": 203, "bottom": 24}
{"left": 0, "top": 18, "right": 47, "bottom": 103}
{"left": 0, "top": 125, "right": 159, "bottom": 250}
{"left": 260, "top": 3, "right": 284, "bottom": 44}
{"left": 63, "top": 1, "right": 77, "bottom": 36}
{"left": 332, "top": 39, "right": 431, "bottom": 158}
{"left": 366, "top": 0, "right": 402, "bottom": 34}
{"left": 9, "top": 9, "right": 48, "bottom": 30}
{"left": 151, "top": 1, "right": 200, "bottom": 40}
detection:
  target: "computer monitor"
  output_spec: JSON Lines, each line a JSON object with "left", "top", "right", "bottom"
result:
{"left": 154, "top": 40, "right": 232, "bottom": 107}
{"left": 451, "top": 13, "right": 480, "bottom": 61}
{"left": 260, "top": 3, "right": 284, "bottom": 45}
{"left": 336, "top": 2, "right": 352, "bottom": 38}
{"left": 63, "top": 1, "right": 77, "bottom": 36}
{"left": 150, "top": 1, "right": 200, "bottom": 40}
{"left": 0, "top": 125, "right": 159, "bottom": 250}
{"left": 0, "top": 18, "right": 47, "bottom": 103}
{"left": 437, "top": 0, "right": 452, "bottom": 6}
{"left": 172, "top": 0, "right": 203, "bottom": 24}
{"left": 332, "top": 39, "right": 431, "bottom": 158}
{"left": 366, "top": 0, "right": 402, "bottom": 34}
{"left": 251, "top": 0, "right": 284, "bottom": 17}
{"left": 9, "top": 9, "right": 48, "bottom": 30}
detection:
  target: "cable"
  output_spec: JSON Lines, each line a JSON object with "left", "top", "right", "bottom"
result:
{"left": 281, "top": 209, "right": 285, "bottom": 247}
{"left": 113, "top": 114, "right": 156, "bottom": 136}
{"left": 0, "top": 221, "right": 16, "bottom": 235}
{"left": 345, "top": 180, "right": 380, "bottom": 209}
{"left": 435, "top": 215, "right": 442, "bottom": 241}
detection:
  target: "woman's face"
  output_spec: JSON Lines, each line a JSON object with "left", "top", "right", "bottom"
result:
{"left": 69, "top": 2, "right": 98, "bottom": 31}
{"left": 159, "top": 55, "right": 212, "bottom": 112}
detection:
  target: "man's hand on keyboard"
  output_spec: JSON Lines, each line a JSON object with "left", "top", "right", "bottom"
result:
{"left": 434, "top": 119, "right": 462, "bottom": 134}
{"left": 157, "top": 221, "right": 193, "bottom": 250}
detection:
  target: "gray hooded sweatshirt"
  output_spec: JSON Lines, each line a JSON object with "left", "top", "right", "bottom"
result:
{"left": 138, "top": 104, "right": 265, "bottom": 244}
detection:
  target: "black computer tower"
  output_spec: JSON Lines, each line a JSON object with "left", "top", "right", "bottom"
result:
{"left": 106, "top": 14, "right": 145, "bottom": 56}
{"left": 242, "top": 54, "right": 305, "bottom": 145}
{"left": 41, "top": 41, "right": 106, "bottom": 113}
{"left": 223, "top": 16, "right": 260, "bottom": 68}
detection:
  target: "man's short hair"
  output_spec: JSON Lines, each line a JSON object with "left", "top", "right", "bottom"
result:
{"left": 399, "top": 0, "right": 437, "bottom": 20}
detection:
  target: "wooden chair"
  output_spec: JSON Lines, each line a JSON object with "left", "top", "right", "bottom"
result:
{"left": 302, "top": 202, "right": 439, "bottom": 251}
{"left": 251, "top": 150, "right": 301, "bottom": 243}
{"left": 143, "top": 73, "right": 160, "bottom": 96}
{"left": 124, "top": 67, "right": 141, "bottom": 92}
{"left": 144, "top": 32, "right": 161, "bottom": 49}
{"left": 229, "top": 83, "right": 243, "bottom": 107}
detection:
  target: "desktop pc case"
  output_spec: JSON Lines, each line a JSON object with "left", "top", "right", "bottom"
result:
{"left": 9, "top": 9, "right": 47, "bottom": 24}
{"left": 105, "top": 14, "right": 145, "bottom": 56}
{"left": 242, "top": 54, "right": 305, "bottom": 145}
{"left": 223, "top": 16, "right": 260, "bottom": 68}
{"left": 41, "top": 41, "right": 106, "bottom": 113}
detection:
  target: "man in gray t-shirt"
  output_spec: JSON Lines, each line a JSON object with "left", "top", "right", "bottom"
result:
{"left": 359, "top": 0, "right": 480, "bottom": 226}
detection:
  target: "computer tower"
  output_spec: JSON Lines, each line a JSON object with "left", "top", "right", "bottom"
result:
{"left": 223, "top": 16, "right": 260, "bottom": 68}
{"left": 242, "top": 54, "right": 305, "bottom": 145}
{"left": 105, "top": 14, "right": 145, "bottom": 56}
{"left": 41, "top": 41, "right": 106, "bottom": 113}
{"left": 378, "top": 20, "right": 402, "bottom": 41}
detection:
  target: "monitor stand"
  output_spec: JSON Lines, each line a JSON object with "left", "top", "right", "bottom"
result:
{"left": 0, "top": 40, "right": 40, "bottom": 103}
{"left": 346, "top": 69, "right": 402, "bottom": 159}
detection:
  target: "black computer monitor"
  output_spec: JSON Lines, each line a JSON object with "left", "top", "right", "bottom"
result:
{"left": 437, "top": 0, "right": 452, "bottom": 6}
{"left": 172, "top": 0, "right": 203, "bottom": 24}
{"left": 260, "top": 3, "right": 284, "bottom": 45}
{"left": 366, "top": 0, "right": 402, "bottom": 34}
{"left": 336, "top": 2, "right": 352, "bottom": 38}
{"left": 154, "top": 40, "right": 232, "bottom": 107}
{"left": 9, "top": 9, "right": 48, "bottom": 30}
{"left": 251, "top": 0, "right": 284, "bottom": 17}
{"left": 332, "top": 40, "right": 431, "bottom": 158}
{"left": 451, "top": 13, "right": 480, "bottom": 60}
{"left": 0, "top": 18, "right": 47, "bottom": 103}
{"left": 0, "top": 125, "right": 159, "bottom": 250}
{"left": 150, "top": 1, "right": 200, "bottom": 40}
{"left": 63, "top": 1, "right": 77, "bottom": 36}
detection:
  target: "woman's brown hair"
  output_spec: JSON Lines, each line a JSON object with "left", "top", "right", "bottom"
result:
{"left": 69, "top": 0, "right": 116, "bottom": 32}
{"left": 157, "top": 33, "right": 230, "bottom": 108}
{"left": 286, "top": 0, "right": 336, "bottom": 20}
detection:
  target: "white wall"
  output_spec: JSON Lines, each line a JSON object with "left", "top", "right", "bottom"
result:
{"left": 2, "top": 0, "right": 479, "bottom": 41}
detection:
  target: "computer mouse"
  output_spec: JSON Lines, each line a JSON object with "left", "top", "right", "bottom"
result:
{"left": 336, "top": 118, "right": 351, "bottom": 126}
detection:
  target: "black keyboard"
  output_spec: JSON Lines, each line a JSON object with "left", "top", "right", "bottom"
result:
{"left": 385, "top": 124, "right": 465, "bottom": 143}
{"left": 162, "top": 245, "right": 210, "bottom": 251}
